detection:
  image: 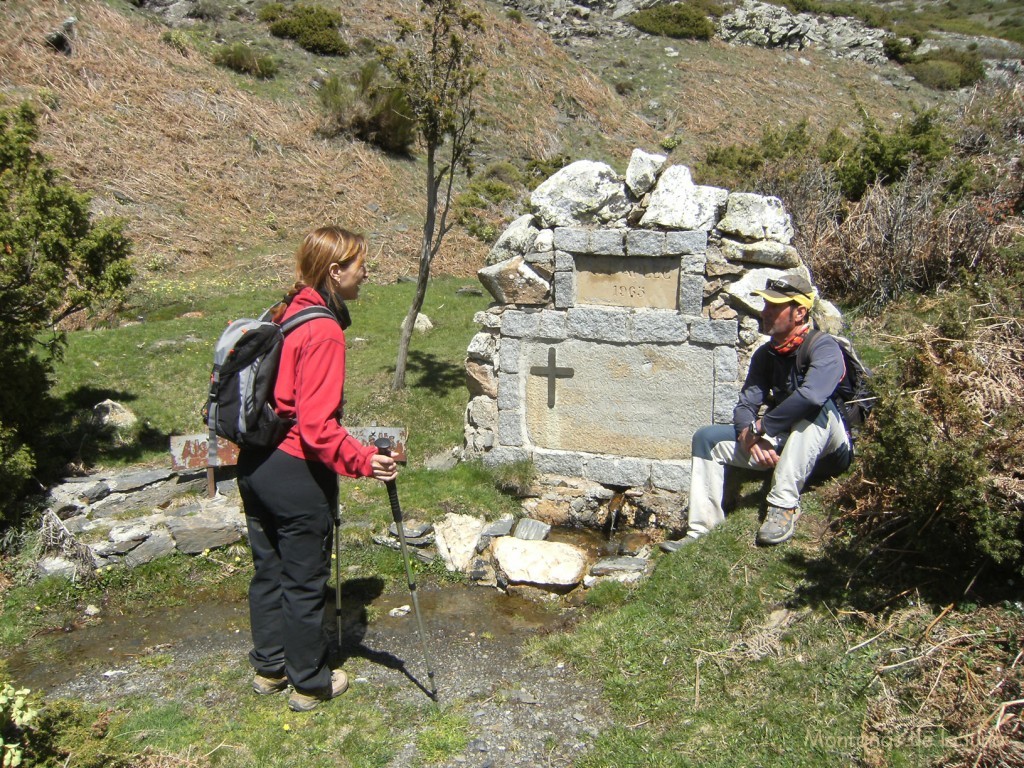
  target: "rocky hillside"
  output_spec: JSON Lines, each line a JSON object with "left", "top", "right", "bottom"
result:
{"left": 0, "top": 0, "right": 984, "bottom": 292}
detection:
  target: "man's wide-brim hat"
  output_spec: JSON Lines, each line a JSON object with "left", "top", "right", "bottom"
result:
{"left": 753, "top": 274, "right": 816, "bottom": 309}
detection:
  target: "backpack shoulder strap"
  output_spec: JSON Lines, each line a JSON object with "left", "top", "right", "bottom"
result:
{"left": 280, "top": 306, "right": 337, "bottom": 334}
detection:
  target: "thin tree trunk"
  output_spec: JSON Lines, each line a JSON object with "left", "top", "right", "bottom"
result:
{"left": 393, "top": 147, "right": 439, "bottom": 390}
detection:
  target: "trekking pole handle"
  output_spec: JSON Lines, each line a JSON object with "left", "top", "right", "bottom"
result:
{"left": 374, "top": 438, "right": 403, "bottom": 524}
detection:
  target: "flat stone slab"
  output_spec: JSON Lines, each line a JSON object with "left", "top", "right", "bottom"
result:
{"left": 589, "top": 556, "right": 649, "bottom": 576}
{"left": 492, "top": 538, "right": 587, "bottom": 587}
{"left": 520, "top": 339, "right": 716, "bottom": 461}
{"left": 513, "top": 518, "right": 551, "bottom": 541}
{"left": 482, "top": 516, "right": 515, "bottom": 537}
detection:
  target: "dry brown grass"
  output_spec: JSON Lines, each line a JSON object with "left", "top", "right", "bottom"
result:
{"left": 0, "top": 0, "right": 485, "bottom": 285}
{"left": 0, "top": 0, "right": 949, "bottom": 293}
{"left": 635, "top": 37, "right": 941, "bottom": 165}
{"left": 0, "top": 0, "right": 659, "bottom": 289}
{"left": 847, "top": 605, "right": 1024, "bottom": 768}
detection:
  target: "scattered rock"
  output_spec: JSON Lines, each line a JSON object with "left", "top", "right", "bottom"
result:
{"left": 434, "top": 514, "right": 486, "bottom": 572}
{"left": 513, "top": 518, "right": 551, "bottom": 541}
{"left": 423, "top": 448, "right": 460, "bottom": 471}
{"left": 389, "top": 520, "right": 433, "bottom": 539}
{"left": 492, "top": 538, "right": 588, "bottom": 588}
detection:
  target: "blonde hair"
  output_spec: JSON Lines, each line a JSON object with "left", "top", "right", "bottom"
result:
{"left": 274, "top": 227, "right": 366, "bottom": 319}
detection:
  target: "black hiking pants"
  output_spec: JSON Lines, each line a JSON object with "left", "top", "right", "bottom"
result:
{"left": 238, "top": 447, "right": 336, "bottom": 694}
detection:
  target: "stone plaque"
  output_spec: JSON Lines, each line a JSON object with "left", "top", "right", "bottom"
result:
{"left": 523, "top": 340, "right": 715, "bottom": 460}
{"left": 575, "top": 256, "right": 679, "bottom": 310}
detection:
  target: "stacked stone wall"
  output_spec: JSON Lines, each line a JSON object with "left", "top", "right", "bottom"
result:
{"left": 464, "top": 149, "right": 841, "bottom": 501}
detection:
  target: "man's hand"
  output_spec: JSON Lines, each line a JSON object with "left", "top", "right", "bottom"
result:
{"left": 739, "top": 422, "right": 780, "bottom": 468}
{"left": 749, "top": 438, "right": 780, "bottom": 468}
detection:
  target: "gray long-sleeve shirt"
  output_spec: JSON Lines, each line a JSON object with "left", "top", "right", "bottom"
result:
{"left": 733, "top": 332, "right": 845, "bottom": 439}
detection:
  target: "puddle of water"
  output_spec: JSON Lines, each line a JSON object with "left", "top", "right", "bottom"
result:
{"left": 5, "top": 523, "right": 642, "bottom": 695}
{"left": 5, "top": 599, "right": 250, "bottom": 693}
{"left": 4, "top": 585, "right": 568, "bottom": 695}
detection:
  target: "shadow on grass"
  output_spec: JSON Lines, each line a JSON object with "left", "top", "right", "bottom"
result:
{"left": 328, "top": 576, "right": 435, "bottom": 699}
{"left": 37, "top": 386, "right": 170, "bottom": 481}
{"left": 784, "top": 518, "right": 1022, "bottom": 613}
{"left": 406, "top": 350, "right": 464, "bottom": 394}
{"left": 714, "top": 467, "right": 1019, "bottom": 611}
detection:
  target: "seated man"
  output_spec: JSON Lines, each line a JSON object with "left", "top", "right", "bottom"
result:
{"left": 662, "top": 274, "right": 853, "bottom": 550}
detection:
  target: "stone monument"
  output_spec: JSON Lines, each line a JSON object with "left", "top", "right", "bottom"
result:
{"left": 464, "top": 149, "right": 841, "bottom": 529}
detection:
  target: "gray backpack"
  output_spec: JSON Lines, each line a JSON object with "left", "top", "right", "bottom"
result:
{"left": 203, "top": 305, "right": 336, "bottom": 465}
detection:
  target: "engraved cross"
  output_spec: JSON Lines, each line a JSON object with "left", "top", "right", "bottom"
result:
{"left": 530, "top": 347, "right": 574, "bottom": 409}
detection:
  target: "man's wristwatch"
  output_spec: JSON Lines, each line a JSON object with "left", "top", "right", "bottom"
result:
{"left": 749, "top": 420, "right": 763, "bottom": 439}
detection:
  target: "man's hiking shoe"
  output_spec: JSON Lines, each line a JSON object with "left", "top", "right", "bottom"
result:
{"left": 756, "top": 506, "right": 802, "bottom": 545}
{"left": 659, "top": 533, "right": 703, "bottom": 553}
{"left": 252, "top": 673, "right": 288, "bottom": 695}
{"left": 288, "top": 669, "right": 349, "bottom": 712}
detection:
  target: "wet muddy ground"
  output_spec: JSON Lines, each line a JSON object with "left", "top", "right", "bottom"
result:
{"left": 7, "top": 582, "right": 613, "bottom": 767}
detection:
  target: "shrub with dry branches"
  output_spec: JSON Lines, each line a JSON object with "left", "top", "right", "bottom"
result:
{"left": 734, "top": 81, "right": 1024, "bottom": 310}
{"left": 824, "top": 291, "right": 1024, "bottom": 580}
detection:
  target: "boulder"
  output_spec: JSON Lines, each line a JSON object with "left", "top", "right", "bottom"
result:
{"left": 37, "top": 556, "right": 78, "bottom": 579}
{"left": 466, "top": 330, "right": 497, "bottom": 362}
{"left": 717, "top": 192, "right": 794, "bottom": 244}
{"left": 434, "top": 513, "right": 486, "bottom": 572}
{"left": 724, "top": 266, "right": 812, "bottom": 315}
{"left": 811, "top": 298, "right": 845, "bottom": 335}
{"left": 413, "top": 313, "right": 433, "bottom": 334}
{"left": 93, "top": 399, "right": 137, "bottom": 432}
{"left": 486, "top": 214, "right": 540, "bottom": 266}
{"left": 465, "top": 360, "right": 497, "bottom": 399}
{"left": 625, "top": 148, "right": 666, "bottom": 198}
{"left": 466, "top": 395, "right": 498, "bottom": 430}
{"left": 165, "top": 510, "right": 244, "bottom": 554}
{"left": 639, "top": 165, "right": 727, "bottom": 231}
{"left": 478, "top": 256, "right": 551, "bottom": 305}
{"left": 513, "top": 518, "right": 551, "bottom": 541}
{"left": 530, "top": 160, "right": 630, "bottom": 228}
{"left": 491, "top": 538, "right": 587, "bottom": 588}
{"left": 123, "top": 528, "right": 176, "bottom": 567}
{"left": 719, "top": 238, "right": 801, "bottom": 268}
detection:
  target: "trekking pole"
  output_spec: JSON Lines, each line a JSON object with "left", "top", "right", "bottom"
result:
{"left": 374, "top": 438, "right": 437, "bottom": 701}
{"left": 334, "top": 494, "right": 343, "bottom": 650}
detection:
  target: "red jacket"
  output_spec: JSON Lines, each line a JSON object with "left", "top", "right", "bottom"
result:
{"left": 273, "top": 287, "right": 376, "bottom": 478}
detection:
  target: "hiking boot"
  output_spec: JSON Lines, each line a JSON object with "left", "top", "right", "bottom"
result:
{"left": 756, "top": 505, "right": 802, "bottom": 545}
{"left": 288, "top": 669, "right": 349, "bottom": 712}
{"left": 252, "top": 673, "right": 288, "bottom": 695}
{"left": 659, "top": 533, "right": 703, "bottom": 553}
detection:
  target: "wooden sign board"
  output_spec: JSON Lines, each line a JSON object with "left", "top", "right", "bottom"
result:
{"left": 169, "top": 427, "right": 408, "bottom": 471}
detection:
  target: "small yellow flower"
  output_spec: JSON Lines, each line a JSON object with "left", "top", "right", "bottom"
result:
{"left": 283, "top": 723, "right": 291, "bottom": 732}
{"left": 202, "top": 549, "right": 210, "bottom": 556}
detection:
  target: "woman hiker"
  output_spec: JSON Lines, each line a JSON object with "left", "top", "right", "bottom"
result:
{"left": 237, "top": 226, "right": 398, "bottom": 712}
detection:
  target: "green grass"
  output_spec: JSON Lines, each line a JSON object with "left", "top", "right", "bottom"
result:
{"left": 48, "top": 276, "right": 490, "bottom": 469}
{"left": 532, "top": 499, "right": 953, "bottom": 767}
